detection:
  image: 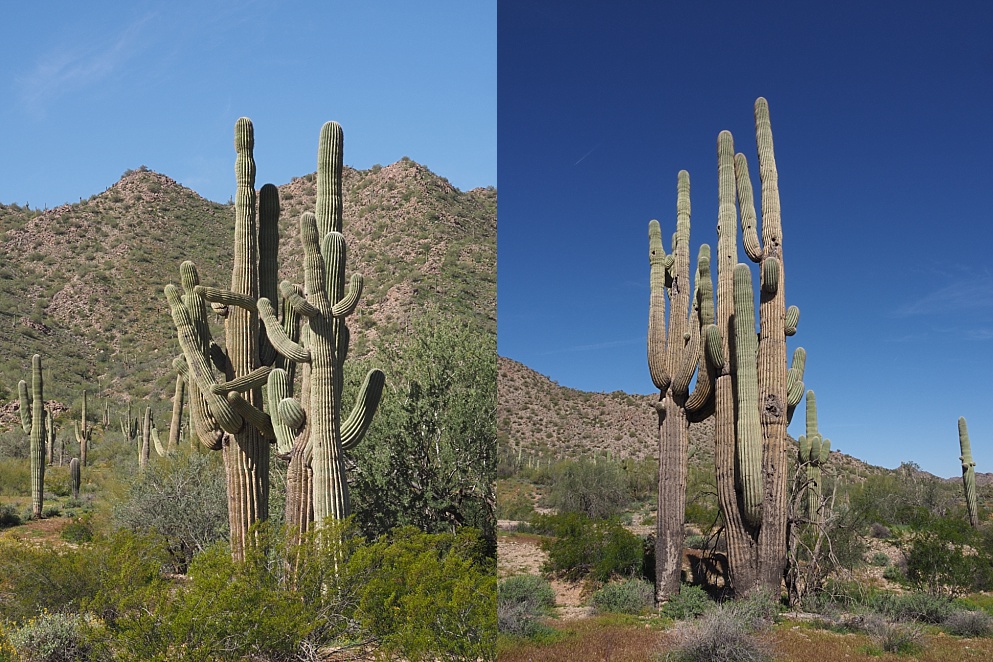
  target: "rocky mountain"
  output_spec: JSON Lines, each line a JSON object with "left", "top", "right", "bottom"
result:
{"left": 0, "top": 159, "right": 495, "bottom": 425}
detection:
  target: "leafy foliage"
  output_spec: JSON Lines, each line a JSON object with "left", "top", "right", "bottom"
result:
{"left": 350, "top": 315, "right": 496, "bottom": 552}
{"left": 532, "top": 512, "right": 643, "bottom": 582}
{"left": 497, "top": 575, "right": 555, "bottom": 637}
{"left": 591, "top": 578, "right": 654, "bottom": 615}
{"left": 546, "top": 458, "right": 630, "bottom": 520}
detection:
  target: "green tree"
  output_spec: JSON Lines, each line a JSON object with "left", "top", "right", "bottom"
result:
{"left": 349, "top": 315, "right": 496, "bottom": 552}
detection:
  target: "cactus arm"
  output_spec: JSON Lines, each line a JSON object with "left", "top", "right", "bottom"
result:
{"left": 195, "top": 286, "right": 258, "bottom": 312}
{"left": 785, "top": 305, "right": 799, "bottom": 336}
{"left": 267, "top": 368, "right": 299, "bottom": 455}
{"left": 316, "top": 120, "right": 344, "bottom": 235}
{"left": 280, "top": 281, "right": 319, "bottom": 318}
{"left": 168, "top": 373, "right": 185, "bottom": 453}
{"left": 210, "top": 366, "right": 273, "bottom": 394}
{"left": 18, "top": 380, "right": 31, "bottom": 433}
{"left": 258, "top": 298, "right": 311, "bottom": 363}
{"left": 165, "top": 284, "right": 244, "bottom": 434}
{"left": 732, "top": 264, "right": 763, "bottom": 527}
{"left": 331, "top": 273, "right": 364, "bottom": 318}
{"left": 226, "top": 392, "right": 275, "bottom": 439}
{"left": 151, "top": 425, "right": 168, "bottom": 457}
{"left": 647, "top": 220, "right": 670, "bottom": 391}
{"left": 340, "top": 369, "right": 386, "bottom": 451}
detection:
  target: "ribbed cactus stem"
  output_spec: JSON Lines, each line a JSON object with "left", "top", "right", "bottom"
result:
{"left": 802, "top": 390, "right": 824, "bottom": 522}
{"left": 26, "top": 355, "right": 46, "bottom": 518}
{"left": 139, "top": 406, "right": 151, "bottom": 471}
{"left": 69, "top": 457, "right": 80, "bottom": 500}
{"left": 958, "top": 417, "right": 979, "bottom": 528}
{"left": 74, "top": 390, "right": 92, "bottom": 467}
{"left": 733, "top": 264, "right": 763, "bottom": 527}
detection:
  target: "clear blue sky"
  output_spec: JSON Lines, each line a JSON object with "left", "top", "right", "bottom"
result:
{"left": 0, "top": 1, "right": 495, "bottom": 209}
{"left": 498, "top": 1, "right": 993, "bottom": 477}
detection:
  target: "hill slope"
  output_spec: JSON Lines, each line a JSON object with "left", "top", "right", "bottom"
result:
{"left": 0, "top": 160, "right": 495, "bottom": 426}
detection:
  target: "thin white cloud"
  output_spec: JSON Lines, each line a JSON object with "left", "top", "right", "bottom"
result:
{"left": 539, "top": 337, "right": 643, "bottom": 355}
{"left": 892, "top": 275, "right": 993, "bottom": 317}
{"left": 17, "top": 13, "right": 155, "bottom": 113}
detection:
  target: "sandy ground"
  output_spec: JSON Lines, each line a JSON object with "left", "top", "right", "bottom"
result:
{"left": 498, "top": 521, "right": 593, "bottom": 619}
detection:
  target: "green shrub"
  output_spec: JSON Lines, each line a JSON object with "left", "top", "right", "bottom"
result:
{"left": 8, "top": 612, "right": 99, "bottom": 662}
{"left": 903, "top": 515, "right": 993, "bottom": 596}
{"left": 60, "top": 518, "right": 93, "bottom": 544}
{"left": 498, "top": 575, "right": 555, "bottom": 637}
{"left": 870, "top": 552, "right": 890, "bottom": 567}
{"left": 684, "top": 535, "right": 709, "bottom": 550}
{"left": 533, "top": 512, "right": 643, "bottom": 582}
{"left": 348, "top": 526, "right": 496, "bottom": 661}
{"left": 661, "top": 584, "right": 712, "bottom": 621}
{"left": 0, "top": 504, "right": 21, "bottom": 529}
{"left": 861, "top": 615, "right": 924, "bottom": 655}
{"left": 41, "top": 506, "right": 60, "bottom": 518}
{"left": 592, "top": 578, "right": 654, "bottom": 615}
{"left": 0, "top": 460, "right": 31, "bottom": 495}
{"left": 866, "top": 591, "right": 954, "bottom": 624}
{"left": 497, "top": 492, "right": 535, "bottom": 521}
{"left": 546, "top": 458, "right": 630, "bottom": 519}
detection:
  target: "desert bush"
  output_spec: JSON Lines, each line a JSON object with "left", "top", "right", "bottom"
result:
{"left": 497, "top": 491, "right": 535, "bottom": 521}
{"left": 861, "top": 615, "right": 925, "bottom": 655}
{"left": 943, "top": 609, "right": 993, "bottom": 637}
{"left": 60, "top": 518, "right": 93, "bottom": 544}
{"left": 870, "top": 552, "right": 890, "bottom": 567}
{"left": 733, "top": 589, "right": 780, "bottom": 628}
{"left": 869, "top": 522, "right": 891, "bottom": 539}
{"left": 0, "top": 503, "right": 20, "bottom": 528}
{"left": 662, "top": 603, "right": 773, "bottom": 662}
{"left": 546, "top": 458, "right": 630, "bottom": 519}
{"left": 902, "top": 515, "right": 993, "bottom": 596}
{"left": 113, "top": 449, "right": 227, "bottom": 572}
{"left": 7, "top": 611, "right": 100, "bottom": 662}
{"left": 532, "top": 512, "right": 643, "bottom": 581}
{"left": 497, "top": 575, "right": 555, "bottom": 637}
{"left": 661, "top": 584, "right": 712, "bottom": 621}
{"left": 348, "top": 526, "right": 496, "bottom": 661}
{"left": 592, "top": 578, "right": 654, "bottom": 615}
{"left": 41, "top": 506, "right": 60, "bottom": 518}
{"left": 684, "top": 535, "right": 708, "bottom": 550}
{"left": 866, "top": 590, "right": 954, "bottom": 624}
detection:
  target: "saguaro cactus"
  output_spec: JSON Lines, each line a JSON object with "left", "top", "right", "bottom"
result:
{"left": 647, "top": 170, "right": 715, "bottom": 601}
{"left": 74, "top": 390, "right": 93, "bottom": 467}
{"left": 710, "top": 98, "right": 805, "bottom": 594}
{"left": 797, "top": 391, "right": 829, "bottom": 523}
{"left": 69, "top": 457, "right": 80, "bottom": 500}
{"left": 139, "top": 406, "right": 152, "bottom": 471}
{"left": 165, "top": 118, "right": 282, "bottom": 560}
{"left": 259, "top": 121, "right": 385, "bottom": 532}
{"left": 18, "top": 354, "right": 46, "bottom": 518}
{"left": 958, "top": 417, "right": 979, "bottom": 528}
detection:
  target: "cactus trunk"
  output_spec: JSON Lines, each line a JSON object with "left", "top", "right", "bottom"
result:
{"left": 711, "top": 99, "right": 804, "bottom": 595}
{"left": 958, "top": 417, "right": 979, "bottom": 528}
{"left": 647, "top": 171, "right": 714, "bottom": 601}
{"left": 20, "top": 355, "right": 46, "bottom": 518}
{"left": 70, "top": 457, "right": 80, "bottom": 500}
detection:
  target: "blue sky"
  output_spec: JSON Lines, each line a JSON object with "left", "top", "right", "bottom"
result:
{"left": 0, "top": 1, "right": 495, "bottom": 208}
{"left": 498, "top": 1, "right": 993, "bottom": 477}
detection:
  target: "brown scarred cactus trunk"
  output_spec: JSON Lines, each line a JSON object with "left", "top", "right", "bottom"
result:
{"left": 648, "top": 171, "right": 714, "bottom": 602}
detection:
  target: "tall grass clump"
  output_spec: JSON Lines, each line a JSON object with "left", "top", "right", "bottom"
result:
{"left": 498, "top": 574, "right": 555, "bottom": 637}
{"left": 662, "top": 603, "right": 773, "bottom": 662}
{"left": 591, "top": 578, "right": 654, "bottom": 615}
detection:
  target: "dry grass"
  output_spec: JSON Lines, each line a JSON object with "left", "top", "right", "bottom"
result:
{"left": 498, "top": 616, "right": 993, "bottom": 662}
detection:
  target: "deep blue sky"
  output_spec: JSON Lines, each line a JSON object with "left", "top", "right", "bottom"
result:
{"left": 498, "top": 1, "right": 993, "bottom": 477}
{"left": 0, "top": 1, "right": 495, "bottom": 208}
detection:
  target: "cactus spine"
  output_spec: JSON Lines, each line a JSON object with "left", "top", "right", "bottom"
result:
{"left": 797, "top": 391, "right": 829, "bottom": 522}
{"left": 710, "top": 99, "right": 805, "bottom": 594}
{"left": 74, "top": 390, "right": 92, "bottom": 467}
{"left": 259, "top": 121, "right": 385, "bottom": 533}
{"left": 19, "top": 355, "right": 46, "bottom": 518}
{"left": 958, "top": 417, "right": 979, "bottom": 528}
{"left": 647, "top": 170, "right": 715, "bottom": 601}
{"left": 69, "top": 457, "right": 80, "bottom": 500}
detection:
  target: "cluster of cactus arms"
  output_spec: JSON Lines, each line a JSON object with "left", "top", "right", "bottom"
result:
{"left": 18, "top": 355, "right": 46, "bottom": 518}
{"left": 70, "top": 457, "right": 80, "bottom": 500}
{"left": 74, "top": 390, "right": 92, "bottom": 466}
{"left": 260, "top": 121, "right": 385, "bottom": 538}
{"left": 708, "top": 98, "right": 805, "bottom": 595}
{"left": 165, "top": 118, "right": 383, "bottom": 559}
{"left": 958, "top": 417, "right": 979, "bottom": 527}
{"left": 647, "top": 170, "right": 716, "bottom": 601}
{"left": 120, "top": 402, "right": 139, "bottom": 446}
{"left": 797, "top": 390, "right": 829, "bottom": 522}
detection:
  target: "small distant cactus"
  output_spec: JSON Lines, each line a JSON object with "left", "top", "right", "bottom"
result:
{"left": 69, "top": 457, "right": 80, "bottom": 499}
{"left": 797, "top": 390, "right": 829, "bottom": 522}
{"left": 74, "top": 390, "right": 93, "bottom": 467}
{"left": 18, "top": 354, "right": 46, "bottom": 518}
{"left": 139, "top": 406, "right": 151, "bottom": 471}
{"left": 958, "top": 417, "right": 979, "bottom": 528}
